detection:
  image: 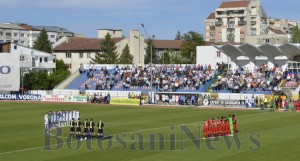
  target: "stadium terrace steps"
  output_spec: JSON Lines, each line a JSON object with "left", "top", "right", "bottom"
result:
{"left": 63, "top": 69, "right": 219, "bottom": 93}
{"left": 54, "top": 69, "right": 80, "bottom": 89}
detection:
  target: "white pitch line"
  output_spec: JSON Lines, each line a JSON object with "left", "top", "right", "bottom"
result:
{"left": 0, "top": 108, "right": 13, "bottom": 110}
{"left": 0, "top": 111, "right": 264, "bottom": 155}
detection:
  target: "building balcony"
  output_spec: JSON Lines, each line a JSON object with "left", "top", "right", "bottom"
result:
{"left": 227, "top": 24, "right": 235, "bottom": 29}
{"left": 20, "top": 61, "right": 32, "bottom": 68}
{"left": 36, "top": 63, "right": 56, "bottom": 69}
{"left": 215, "top": 21, "right": 223, "bottom": 26}
{"left": 251, "top": 21, "right": 257, "bottom": 25}
{"left": 238, "top": 21, "right": 247, "bottom": 26}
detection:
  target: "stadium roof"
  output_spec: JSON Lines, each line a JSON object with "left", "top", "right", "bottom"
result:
{"left": 215, "top": 43, "right": 300, "bottom": 61}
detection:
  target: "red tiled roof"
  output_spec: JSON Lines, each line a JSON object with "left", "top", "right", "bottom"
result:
{"left": 268, "top": 27, "right": 285, "bottom": 34}
{"left": 151, "top": 40, "right": 183, "bottom": 49}
{"left": 206, "top": 13, "right": 216, "bottom": 19}
{"left": 18, "top": 24, "right": 35, "bottom": 30}
{"left": 218, "top": 1, "right": 250, "bottom": 8}
{"left": 53, "top": 37, "right": 123, "bottom": 52}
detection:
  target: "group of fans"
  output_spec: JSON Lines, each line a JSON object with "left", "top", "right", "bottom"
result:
{"left": 44, "top": 109, "right": 80, "bottom": 128}
{"left": 203, "top": 115, "right": 237, "bottom": 138}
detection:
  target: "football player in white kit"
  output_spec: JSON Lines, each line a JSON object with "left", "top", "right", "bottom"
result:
{"left": 44, "top": 112, "right": 49, "bottom": 130}
{"left": 75, "top": 109, "right": 80, "bottom": 121}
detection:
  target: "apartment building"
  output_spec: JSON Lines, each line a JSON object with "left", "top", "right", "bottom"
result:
{"left": 205, "top": 0, "right": 267, "bottom": 43}
{"left": 0, "top": 22, "right": 74, "bottom": 47}
{"left": 0, "top": 42, "right": 56, "bottom": 74}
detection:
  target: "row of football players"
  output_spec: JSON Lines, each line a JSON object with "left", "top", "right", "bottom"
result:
{"left": 203, "top": 115, "right": 237, "bottom": 138}
{"left": 45, "top": 109, "right": 80, "bottom": 128}
{"left": 69, "top": 118, "right": 105, "bottom": 140}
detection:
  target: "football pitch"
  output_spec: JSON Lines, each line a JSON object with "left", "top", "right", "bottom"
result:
{"left": 0, "top": 101, "right": 299, "bottom": 161}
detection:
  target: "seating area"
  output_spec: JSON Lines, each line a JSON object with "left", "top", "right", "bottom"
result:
{"left": 65, "top": 64, "right": 221, "bottom": 93}
{"left": 211, "top": 64, "right": 283, "bottom": 94}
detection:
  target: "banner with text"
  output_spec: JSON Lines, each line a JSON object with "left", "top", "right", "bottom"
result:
{"left": 0, "top": 94, "right": 41, "bottom": 100}
{"left": 0, "top": 53, "right": 20, "bottom": 91}
{"left": 42, "top": 95, "right": 87, "bottom": 103}
{"left": 110, "top": 98, "right": 140, "bottom": 105}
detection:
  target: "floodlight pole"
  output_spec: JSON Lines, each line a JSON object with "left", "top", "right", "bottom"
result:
{"left": 141, "top": 23, "right": 155, "bottom": 103}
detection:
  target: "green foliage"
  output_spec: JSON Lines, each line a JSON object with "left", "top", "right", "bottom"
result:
{"left": 118, "top": 44, "right": 133, "bottom": 64}
{"left": 175, "top": 30, "right": 182, "bottom": 40}
{"left": 159, "top": 50, "right": 171, "bottom": 64}
{"left": 33, "top": 28, "right": 52, "bottom": 53}
{"left": 290, "top": 26, "right": 300, "bottom": 43}
{"left": 23, "top": 59, "right": 70, "bottom": 90}
{"left": 180, "top": 31, "right": 205, "bottom": 64}
{"left": 144, "top": 39, "right": 157, "bottom": 64}
{"left": 91, "top": 33, "right": 118, "bottom": 64}
{"left": 170, "top": 52, "right": 182, "bottom": 64}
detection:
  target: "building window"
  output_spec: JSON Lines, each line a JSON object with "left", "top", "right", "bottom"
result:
{"left": 263, "top": 39, "right": 270, "bottom": 43}
{"left": 44, "top": 57, "right": 48, "bottom": 62}
{"left": 66, "top": 63, "right": 72, "bottom": 69}
{"left": 50, "top": 35, "right": 55, "bottom": 38}
{"left": 14, "top": 45, "right": 17, "bottom": 50}
{"left": 21, "top": 33, "right": 25, "bottom": 37}
{"left": 0, "top": 32, "right": 3, "bottom": 36}
{"left": 20, "top": 56, "right": 25, "bottom": 61}
{"left": 6, "top": 33, "right": 11, "bottom": 37}
{"left": 276, "top": 39, "right": 280, "bottom": 43}
{"left": 216, "top": 51, "right": 221, "bottom": 57}
{"left": 79, "top": 53, "right": 84, "bottom": 58}
{"left": 40, "top": 57, "right": 43, "bottom": 63}
{"left": 27, "top": 34, "right": 30, "bottom": 37}
{"left": 20, "top": 41, "right": 25, "bottom": 44}
{"left": 87, "top": 53, "right": 91, "bottom": 58}
{"left": 66, "top": 52, "right": 72, "bottom": 58}
{"left": 240, "top": 31, "right": 244, "bottom": 34}
{"left": 14, "top": 33, "right": 18, "bottom": 37}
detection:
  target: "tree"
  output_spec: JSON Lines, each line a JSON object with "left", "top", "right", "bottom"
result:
{"left": 170, "top": 52, "right": 182, "bottom": 64}
{"left": 23, "top": 59, "right": 70, "bottom": 90}
{"left": 159, "top": 50, "right": 171, "bottom": 64}
{"left": 180, "top": 31, "right": 205, "bottom": 64}
{"left": 118, "top": 44, "right": 133, "bottom": 64}
{"left": 91, "top": 33, "right": 119, "bottom": 64}
{"left": 175, "top": 30, "right": 182, "bottom": 40}
{"left": 33, "top": 28, "right": 52, "bottom": 53}
{"left": 290, "top": 26, "right": 300, "bottom": 43}
{"left": 48, "top": 59, "right": 71, "bottom": 89}
{"left": 144, "top": 39, "right": 157, "bottom": 64}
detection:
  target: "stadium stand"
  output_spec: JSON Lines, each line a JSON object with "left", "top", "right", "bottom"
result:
{"left": 212, "top": 64, "right": 283, "bottom": 94}
{"left": 65, "top": 64, "right": 221, "bottom": 93}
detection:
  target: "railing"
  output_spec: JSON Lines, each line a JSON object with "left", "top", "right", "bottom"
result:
{"left": 238, "top": 21, "right": 246, "bottom": 26}
{"left": 215, "top": 21, "right": 223, "bottom": 26}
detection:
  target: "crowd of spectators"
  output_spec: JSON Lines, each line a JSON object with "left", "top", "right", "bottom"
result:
{"left": 119, "top": 64, "right": 218, "bottom": 92}
{"left": 212, "top": 64, "right": 283, "bottom": 93}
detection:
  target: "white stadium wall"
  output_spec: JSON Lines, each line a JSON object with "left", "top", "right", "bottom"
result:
{"left": 196, "top": 46, "right": 230, "bottom": 69}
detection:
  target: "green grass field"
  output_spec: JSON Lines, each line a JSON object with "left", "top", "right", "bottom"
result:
{"left": 0, "top": 101, "right": 299, "bottom": 161}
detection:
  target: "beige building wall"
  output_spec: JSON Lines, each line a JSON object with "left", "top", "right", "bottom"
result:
{"left": 245, "top": 34, "right": 289, "bottom": 45}
{"left": 97, "top": 29, "right": 123, "bottom": 39}
{"left": 54, "top": 30, "right": 146, "bottom": 73}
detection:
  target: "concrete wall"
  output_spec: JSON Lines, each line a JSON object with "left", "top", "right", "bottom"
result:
{"left": 196, "top": 46, "right": 230, "bottom": 69}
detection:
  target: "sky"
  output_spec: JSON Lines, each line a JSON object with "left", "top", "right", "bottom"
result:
{"left": 0, "top": 0, "right": 300, "bottom": 39}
